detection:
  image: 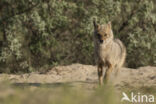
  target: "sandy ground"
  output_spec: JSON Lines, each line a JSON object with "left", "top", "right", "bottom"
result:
{"left": 0, "top": 64, "right": 155, "bottom": 90}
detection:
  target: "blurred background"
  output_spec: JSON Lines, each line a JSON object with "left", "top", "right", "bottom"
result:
{"left": 0, "top": 0, "right": 156, "bottom": 73}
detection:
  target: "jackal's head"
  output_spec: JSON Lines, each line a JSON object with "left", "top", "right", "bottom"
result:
{"left": 93, "top": 18, "right": 113, "bottom": 44}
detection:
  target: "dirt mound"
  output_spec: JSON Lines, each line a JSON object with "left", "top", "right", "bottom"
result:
{"left": 0, "top": 64, "right": 155, "bottom": 89}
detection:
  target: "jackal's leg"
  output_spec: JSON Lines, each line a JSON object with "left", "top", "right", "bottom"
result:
{"left": 97, "top": 64, "right": 104, "bottom": 85}
{"left": 104, "top": 61, "right": 113, "bottom": 83}
{"left": 114, "top": 68, "right": 120, "bottom": 77}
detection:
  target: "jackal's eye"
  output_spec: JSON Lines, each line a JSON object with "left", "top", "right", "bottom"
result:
{"left": 97, "top": 33, "right": 101, "bottom": 39}
{"left": 97, "top": 33, "right": 100, "bottom": 36}
{"left": 96, "top": 33, "right": 101, "bottom": 36}
{"left": 104, "top": 33, "right": 107, "bottom": 36}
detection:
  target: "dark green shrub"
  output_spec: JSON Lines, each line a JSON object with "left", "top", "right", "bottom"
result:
{"left": 0, "top": 0, "right": 155, "bottom": 73}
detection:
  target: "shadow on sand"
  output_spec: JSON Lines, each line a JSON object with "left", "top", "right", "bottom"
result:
{"left": 11, "top": 81, "right": 97, "bottom": 88}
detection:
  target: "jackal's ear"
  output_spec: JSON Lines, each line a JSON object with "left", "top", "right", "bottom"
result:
{"left": 107, "top": 21, "right": 112, "bottom": 29}
{"left": 93, "top": 18, "right": 98, "bottom": 29}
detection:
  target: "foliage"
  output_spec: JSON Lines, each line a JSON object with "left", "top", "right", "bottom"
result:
{"left": 0, "top": 0, "right": 155, "bottom": 72}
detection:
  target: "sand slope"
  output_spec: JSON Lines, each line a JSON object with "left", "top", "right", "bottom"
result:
{"left": 0, "top": 64, "right": 155, "bottom": 89}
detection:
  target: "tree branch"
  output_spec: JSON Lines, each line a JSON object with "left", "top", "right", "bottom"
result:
{"left": 118, "top": 9, "right": 136, "bottom": 33}
{"left": 118, "top": 0, "right": 142, "bottom": 33}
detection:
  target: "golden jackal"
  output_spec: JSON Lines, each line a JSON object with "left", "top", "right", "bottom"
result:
{"left": 93, "top": 19, "right": 126, "bottom": 85}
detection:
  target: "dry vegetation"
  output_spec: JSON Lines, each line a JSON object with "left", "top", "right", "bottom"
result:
{"left": 0, "top": 64, "right": 156, "bottom": 104}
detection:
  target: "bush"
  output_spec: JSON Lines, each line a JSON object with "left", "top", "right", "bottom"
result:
{"left": 0, "top": 0, "right": 155, "bottom": 73}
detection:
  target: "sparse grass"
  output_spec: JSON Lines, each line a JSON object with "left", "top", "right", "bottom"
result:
{"left": 0, "top": 83, "right": 118, "bottom": 104}
{"left": 0, "top": 82, "right": 155, "bottom": 104}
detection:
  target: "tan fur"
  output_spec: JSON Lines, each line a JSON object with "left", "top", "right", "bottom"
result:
{"left": 93, "top": 19, "right": 126, "bottom": 85}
